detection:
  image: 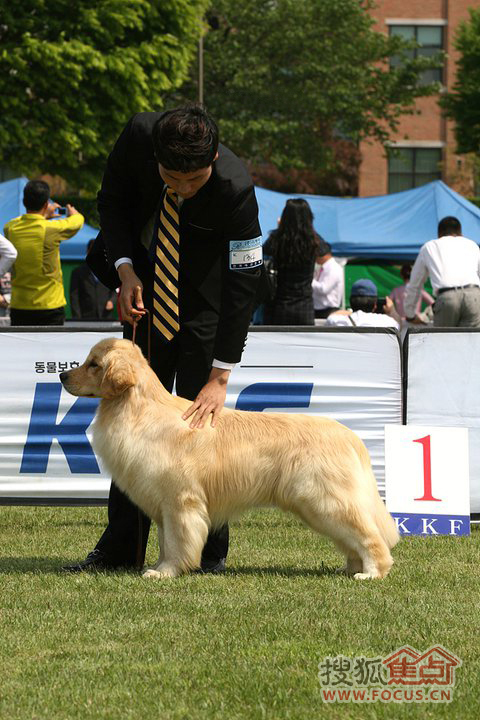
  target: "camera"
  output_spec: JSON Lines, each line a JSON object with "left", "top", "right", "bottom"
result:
{"left": 375, "top": 297, "right": 387, "bottom": 313}
{"left": 56, "top": 207, "right": 67, "bottom": 215}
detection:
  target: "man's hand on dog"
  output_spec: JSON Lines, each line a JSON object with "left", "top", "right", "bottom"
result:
{"left": 118, "top": 263, "right": 146, "bottom": 324}
{"left": 183, "top": 368, "right": 230, "bottom": 429}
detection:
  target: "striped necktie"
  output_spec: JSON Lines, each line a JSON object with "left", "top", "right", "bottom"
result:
{"left": 153, "top": 187, "right": 180, "bottom": 341}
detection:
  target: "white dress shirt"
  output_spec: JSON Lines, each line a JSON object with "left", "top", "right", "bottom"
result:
{"left": 311, "top": 257, "right": 344, "bottom": 310}
{"left": 0, "top": 233, "right": 17, "bottom": 277}
{"left": 404, "top": 235, "right": 480, "bottom": 319}
{"left": 326, "top": 310, "right": 399, "bottom": 330}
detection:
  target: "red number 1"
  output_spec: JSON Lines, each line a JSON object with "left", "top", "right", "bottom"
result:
{"left": 413, "top": 435, "right": 441, "bottom": 502}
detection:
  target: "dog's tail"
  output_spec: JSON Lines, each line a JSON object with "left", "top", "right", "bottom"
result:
{"left": 356, "top": 440, "right": 399, "bottom": 550}
{"left": 372, "top": 485, "right": 399, "bottom": 550}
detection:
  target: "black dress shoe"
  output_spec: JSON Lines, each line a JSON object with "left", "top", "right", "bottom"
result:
{"left": 60, "top": 549, "right": 125, "bottom": 573}
{"left": 195, "top": 558, "right": 226, "bottom": 575}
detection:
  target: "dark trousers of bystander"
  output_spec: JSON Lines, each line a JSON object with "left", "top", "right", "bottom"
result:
{"left": 315, "top": 307, "right": 340, "bottom": 319}
{"left": 10, "top": 307, "right": 65, "bottom": 326}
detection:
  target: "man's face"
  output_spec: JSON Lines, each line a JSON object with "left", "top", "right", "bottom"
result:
{"left": 158, "top": 155, "right": 217, "bottom": 199}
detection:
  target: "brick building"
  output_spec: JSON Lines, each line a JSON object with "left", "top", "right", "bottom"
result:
{"left": 359, "top": 0, "right": 480, "bottom": 198}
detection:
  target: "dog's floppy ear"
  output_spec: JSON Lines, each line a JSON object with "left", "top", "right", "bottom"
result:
{"left": 101, "top": 351, "right": 136, "bottom": 398}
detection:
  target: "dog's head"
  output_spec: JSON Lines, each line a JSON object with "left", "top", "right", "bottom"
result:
{"left": 60, "top": 338, "right": 146, "bottom": 399}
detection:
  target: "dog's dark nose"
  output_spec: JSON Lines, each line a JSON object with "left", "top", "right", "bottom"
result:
{"left": 59, "top": 371, "right": 69, "bottom": 383}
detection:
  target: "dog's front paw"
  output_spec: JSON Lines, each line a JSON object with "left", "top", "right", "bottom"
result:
{"left": 353, "top": 572, "right": 379, "bottom": 580}
{"left": 142, "top": 568, "right": 163, "bottom": 579}
{"left": 142, "top": 563, "right": 179, "bottom": 579}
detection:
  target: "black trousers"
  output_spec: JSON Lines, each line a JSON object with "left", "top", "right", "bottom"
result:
{"left": 315, "top": 307, "right": 339, "bottom": 319}
{"left": 95, "top": 289, "right": 229, "bottom": 567}
{"left": 10, "top": 307, "right": 65, "bottom": 326}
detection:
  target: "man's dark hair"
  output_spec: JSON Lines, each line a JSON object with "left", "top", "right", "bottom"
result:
{"left": 152, "top": 104, "right": 219, "bottom": 172}
{"left": 350, "top": 296, "right": 377, "bottom": 313}
{"left": 438, "top": 216, "right": 462, "bottom": 237}
{"left": 23, "top": 180, "right": 50, "bottom": 212}
{"left": 317, "top": 239, "right": 332, "bottom": 257}
{"left": 400, "top": 263, "right": 412, "bottom": 281}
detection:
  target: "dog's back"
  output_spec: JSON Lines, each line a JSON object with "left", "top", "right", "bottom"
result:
{"left": 188, "top": 410, "right": 398, "bottom": 551}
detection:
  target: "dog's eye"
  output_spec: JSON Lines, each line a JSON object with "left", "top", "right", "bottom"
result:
{"left": 89, "top": 361, "right": 98, "bottom": 368}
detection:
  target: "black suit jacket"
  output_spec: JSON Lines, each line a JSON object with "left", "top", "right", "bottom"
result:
{"left": 70, "top": 263, "right": 117, "bottom": 320}
{"left": 87, "top": 112, "right": 262, "bottom": 362}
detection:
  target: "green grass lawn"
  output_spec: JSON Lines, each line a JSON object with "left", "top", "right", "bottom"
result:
{"left": 0, "top": 506, "right": 478, "bottom": 719}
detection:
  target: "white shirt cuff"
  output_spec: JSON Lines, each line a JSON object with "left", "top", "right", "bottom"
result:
{"left": 114, "top": 257, "right": 133, "bottom": 270}
{"left": 212, "top": 359, "right": 235, "bottom": 371}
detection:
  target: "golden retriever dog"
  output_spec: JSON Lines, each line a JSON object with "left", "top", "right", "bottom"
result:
{"left": 60, "top": 338, "right": 399, "bottom": 580}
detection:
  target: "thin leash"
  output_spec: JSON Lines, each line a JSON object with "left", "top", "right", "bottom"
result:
{"left": 131, "top": 308, "right": 152, "bottom": 365}
{"left": 130, "top": 307, "right": 152, "bottom": 570}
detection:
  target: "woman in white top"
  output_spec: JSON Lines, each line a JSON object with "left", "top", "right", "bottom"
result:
{"left": 312, "top": 240, "right": 344, "bottom": 318}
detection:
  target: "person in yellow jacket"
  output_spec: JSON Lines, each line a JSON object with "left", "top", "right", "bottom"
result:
{"left": 3, "top": 180, "right": 84, "bottom": 325}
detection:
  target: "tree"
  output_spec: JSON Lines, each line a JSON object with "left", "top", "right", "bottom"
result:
{"left": 172, "top": 0, "right": 442, "bottom": 194}
{"left": 0, "top": 0, "right": 208, "bottom": 191}
{"left": 442, "top": 8, "right": 480, "bottom": 156}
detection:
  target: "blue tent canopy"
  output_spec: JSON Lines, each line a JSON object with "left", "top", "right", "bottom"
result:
{"left": 0, "top": 177, "right": 99, "bottom": 261}
{"left": 2, "top": 177, "right": 480, "bottom": 262}
{"left": 256, "top": 181, "right": 480, "bottom": 260}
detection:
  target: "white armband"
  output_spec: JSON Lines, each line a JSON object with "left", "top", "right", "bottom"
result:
{"left": 229, "top": 237, "right": 263, "bottom": 269}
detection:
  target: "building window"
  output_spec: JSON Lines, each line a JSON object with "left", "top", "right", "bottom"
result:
{"left": 388, "top": 148, "right": 442, "bottom": 193}
{"left": 390, "top": 25, "right": 443, "bottom": 84}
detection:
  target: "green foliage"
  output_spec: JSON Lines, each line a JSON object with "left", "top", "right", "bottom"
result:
{"left": 0, "top": 0, "right": 209, "bottom": 191}
{"left": 442, "top": 8, "right": 480, "bottom": 155}
{"left": 173, "top": 0, "right": 442, "bottom": 183}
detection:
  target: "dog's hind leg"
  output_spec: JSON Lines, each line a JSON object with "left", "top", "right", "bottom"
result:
{"left": 333, "top": 541, "right": 363, "bottom": 576}
{"left": 294, "top": 500, "right": 393, "bottom": 579}
{"left": 351, "top": 535, "right": 393, "bottom": 580}
{"left": 143, "top": 500, "right": 209, "bottom": 579}
{"left": 326, "top": 515, "right": 393, "bottom": 580}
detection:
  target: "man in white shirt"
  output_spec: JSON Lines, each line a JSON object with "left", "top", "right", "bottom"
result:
{"left": 312, "top": 240, "right": 344, "bottom": 318}
{"left": 405, "top": 216, "right": 480, "bottom": 327}
{"left": 0, "top": 233, "right": 17, "bottom": 314}
{"left": 0, "top": 233, "right": 17, "bottom": 277}
{"left": 326, "top": 278, "right": 400, "bottom": 329}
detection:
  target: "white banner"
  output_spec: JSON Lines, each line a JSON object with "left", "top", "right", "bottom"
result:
{"left": 405, "top": 330, "right": 480, "bottom": 513}
{"left": 0, "top": 329, "right": 402, "bottom": 501}
{"left": 0, "top": 331, "right": 121, "bottom": 500}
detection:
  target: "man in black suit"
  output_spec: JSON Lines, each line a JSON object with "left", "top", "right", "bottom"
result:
{"left": 70, "top": 240, "right": 118, "bottom": 320}
{"left": 62, "top": 105, "right": 262, "bottom": 574}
